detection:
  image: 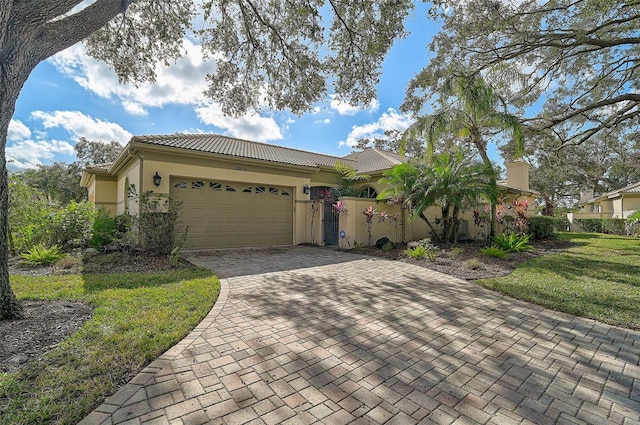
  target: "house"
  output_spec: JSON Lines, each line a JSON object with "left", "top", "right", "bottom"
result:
{"left": 575, "top": 181, "right": 640, "bottom": 219}
{"left": 81, "top": 134, "right": 538, "bottom": 250}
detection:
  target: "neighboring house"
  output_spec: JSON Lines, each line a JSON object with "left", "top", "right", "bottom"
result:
{"left": 81, "top": 133, "right": 538, "bottom": 250}
{"left": 575, "top": 181, "right": 640, "bottom": 219}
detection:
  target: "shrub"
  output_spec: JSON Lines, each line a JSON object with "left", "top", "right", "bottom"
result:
{"left": 405, "top": 245, "right": 427, "bottom": 259}
{"left": 139, "top": 192, "right": 188, "bottom": 255}
{"left": 493, "top": 232, "right": 532, "bottom": 253}
{"left": 528, "top": 216, "right": 556, "bottom": 240}
{"left": 602, "top": 218, "right": 626, "bottom": 235}
{"left": 381, "top": 241, "right": 394, "bottom": 252}
{"left": 20, "top": 245, "right": 65, "bottom": 265}
{"left": 89, "top": 208, "right": 117, "bottom": 250}
{"left": 551, "top": 216, "right": 570, "bottom": 232}
{"left": 49, "top": 201, "right": 97, "bottom": 249}
{"left": 574, "top": 218, "right": 603, "bottom": 233}
{"left": 405, "top": 241, "right": 438, "bottom": 261}
{"left": 481, "top": 246, "right": 506, "bottom": 258}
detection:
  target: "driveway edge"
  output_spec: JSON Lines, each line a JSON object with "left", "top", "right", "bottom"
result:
{"left": 78, "top": 275, "right": 230, "bottom": 425}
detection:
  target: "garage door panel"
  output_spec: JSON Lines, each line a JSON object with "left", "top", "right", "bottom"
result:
{"left": 171, "top": 177, "right": 293, "bottom": 249}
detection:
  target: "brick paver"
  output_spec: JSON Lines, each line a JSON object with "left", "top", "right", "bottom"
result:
{"left": 80, "top": 246, "right": 640, "bottom": 424}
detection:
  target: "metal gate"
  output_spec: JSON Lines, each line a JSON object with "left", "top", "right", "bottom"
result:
{"left": 323, "top": 188, "right": 340, "bottom": 245}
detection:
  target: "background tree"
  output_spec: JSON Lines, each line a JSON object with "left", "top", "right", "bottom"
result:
{"left": 74, "top": 137, "right": 123, "bottom": 167}
{"left": 403, "top": 75, "right": 524, "bottom": 237}
{"left": 0, "top": 0, "right": 414, "bottom": 319}
{"left": 352, "top": 129, "right": 426, "bottom": 157}
{"left": 502, "top": 130, "right": 640, "bottom": 207}
{"left": 420, "top": 0, "right": 640, "bottom": 149}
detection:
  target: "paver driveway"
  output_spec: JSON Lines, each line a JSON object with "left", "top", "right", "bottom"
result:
{"left": 81, "top": 246, "right": 640, "bottom": 425}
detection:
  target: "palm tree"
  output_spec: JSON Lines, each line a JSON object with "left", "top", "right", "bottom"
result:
{"left": 403, "top": 74, "right": 524, "bottom": 237}
{"left": 378, "top": 162, "right": 441, "bottom": 240}
{"left": 378, "top": 149, "right": 495, "bottom": 243}
{"left": 421, "top": 150, "right": 496, "bottom": 243}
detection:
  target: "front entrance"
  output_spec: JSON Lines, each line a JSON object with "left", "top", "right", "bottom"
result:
{"left": 310, "top": 187, "right": 340, "bottom": 245}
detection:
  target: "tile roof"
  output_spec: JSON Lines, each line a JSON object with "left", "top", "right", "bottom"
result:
{"left": 583, "top": 181, "right": 640, "bottom": 204}
{"left": 132, "top": 134, "right": 356, "bottom": 169}
{"left": 342, "top": 148, "right": 407, "bottom": 173}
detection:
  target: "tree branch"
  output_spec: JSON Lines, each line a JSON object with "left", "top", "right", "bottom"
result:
{"left": 35, "top": 0, "right": 130, "bottom": 61}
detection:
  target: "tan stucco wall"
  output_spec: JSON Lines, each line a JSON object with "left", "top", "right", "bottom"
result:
{"left": 94, "top": 176, "right": 118, "bottom": 215}
{"left": 116, "top": 160, "right": 141, "bottom": 214}
{"left": 623, "top": 196, "right": 640, "bottom": 218}
{"left": 506, "top": 161, "right": 530, "bottom": 190}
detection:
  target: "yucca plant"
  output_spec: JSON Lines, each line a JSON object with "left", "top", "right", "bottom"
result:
{"left": 481, "top": 245, "right": 507, "bottom": 258}
{"left": 493, "top": 232, "right": 532, "bottom": 253}
{"left": 20, "top": 245, "right": 65, "bottom": 265}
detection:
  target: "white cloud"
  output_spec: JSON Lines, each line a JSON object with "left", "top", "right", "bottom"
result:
{"left": 31, "top": 110, "right": 131, "bottom": 144}
{"left": 7, "top": 139, "right": 74, "bottom": 170}
{"left": 50, "top": 39, "right": 216, "bottom": 115}
{"left": 122, "top": 101, "right": 148, "bottom": 116}
{"left": 338, "top": 108, "right": 413, "bottom": 148}
{"left": 195, "top": 104, "right": 283, "bottom": 142}
{"left": 330, "top": 95, "right": 380, "bottom": 116}
{"left": 8, "top": 119, "right": 31, "bottom": 141}
{"left": 315, "top": 118, "right": 331, "bottom": 125}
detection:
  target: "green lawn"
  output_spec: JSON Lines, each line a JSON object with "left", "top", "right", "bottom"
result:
{"left": 476, "top": 232, "right": 640, "bottom": 329}
{"left": 0, "top": 268, "right": 220, "bottom": 425}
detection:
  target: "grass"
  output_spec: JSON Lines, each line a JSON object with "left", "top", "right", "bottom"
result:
{"left": 476, "top": 232, "right": 640, "bottom": 329}
{"left": 0, "top": 268, "right": 220, "bottom": 425}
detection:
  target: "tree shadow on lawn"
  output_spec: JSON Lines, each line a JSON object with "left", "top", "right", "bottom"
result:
{"left": 517, "top": 251, "right": 640, "bottom": 287}
{"left": 81, "top": 266, "right": 214, "bottom": 293}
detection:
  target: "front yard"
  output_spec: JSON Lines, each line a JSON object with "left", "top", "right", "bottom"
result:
{"left": 0, "top": 260, "right": 219, "bottom": 425}
{"left": 476, "top": 232, "right": 640, "bottom": 329}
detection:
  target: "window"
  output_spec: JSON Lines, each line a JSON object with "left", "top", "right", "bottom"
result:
{"left": 281, "top": 190, "right": 290, "bottom": 196}
{"left": 173, "top": 181, "right": 187, "bottom": 189}
{"left": 192, "top": 181, "right": 205, "bottom": 189}
{"left": 256, "top": 186, "right": 266, "bottom": 194}
{"left": 243, "top": 186, "right": 252, "bottom": 193}
{"left": 226, "top": 185, "right": 236, "bottom": 192}
{"left": 210, "top": 182, "right": 222, "bottom": 190}
{"left": 269, "top": 187, "right": 278, "bottom": 195}
{"left": 360, "top": 186, "right": 378, "bottom": 199}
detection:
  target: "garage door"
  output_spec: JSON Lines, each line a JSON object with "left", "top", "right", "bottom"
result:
{"left": 170, "top": 177, "right": 294, "bottom": 249}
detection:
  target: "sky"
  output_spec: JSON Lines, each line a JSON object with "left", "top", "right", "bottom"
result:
{"left": 7, "top": 3, "right": 452, "bottom": 171}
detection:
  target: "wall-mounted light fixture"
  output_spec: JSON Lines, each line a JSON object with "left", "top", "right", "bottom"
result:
{"left": 303, "top": 184, "right": 310, "bottom": 195}
{"left": 153, "top": 171, "right": 162, "bottom": 187}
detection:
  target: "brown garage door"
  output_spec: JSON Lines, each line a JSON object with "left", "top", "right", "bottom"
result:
{"left": 170, "top": 177, "right": 293, "bottom": 249}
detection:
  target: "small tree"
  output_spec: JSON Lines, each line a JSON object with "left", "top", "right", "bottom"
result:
{"left": 334, "top": 162, "right": 370, "bottom": 197}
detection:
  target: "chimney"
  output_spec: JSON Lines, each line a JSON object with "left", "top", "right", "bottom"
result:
{"left": 505, "top": 161, "right": 530, "bottom": 191}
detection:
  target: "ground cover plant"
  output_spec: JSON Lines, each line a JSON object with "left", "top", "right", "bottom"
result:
{"left": 0, "top": 267, "right": 219, "bottom": 425}
{"left": 476, "top": 233, "right": 640, "bottom": 329}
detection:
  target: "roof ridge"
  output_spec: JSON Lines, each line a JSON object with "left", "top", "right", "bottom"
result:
{"left": 370, "top": 147, "right": 403, "bottom": 165}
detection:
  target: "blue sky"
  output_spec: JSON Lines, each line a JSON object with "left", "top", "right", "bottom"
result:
{"left": 7, "top": 3, "right": 455, "bottom": 170}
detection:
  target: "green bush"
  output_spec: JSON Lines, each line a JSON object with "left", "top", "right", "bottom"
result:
{"left": 574, "top": 218, "right": 603, "bottom": 233}
{"left": 481, "top": 245, "right": 507, "bottom": 258}
{"left": 528, "top": 216, "right": 556, "bottom": 240}
{"left": 89, "top": 208, "right": 117, "bottom": 250}
{"left": 138, "top": 192, "right": 187, "bottom": 255}
{"left": 602, "top": 218, "right": 626, "bottom": 235}
{"left": 551, "top": 216, "right": 570, "bottom": 232}
{"left": 405, "top": 241, "right": 438, "bottom": 261}
{"left": 574, "top": 218, "right": 627, "bottom": 235}
{"left": 493, "top": 232, "right": 532, "bottom": 252}
{"left": 20, "top": 245, "right": 65, "bottom": 265}
{"left": 381, "top": 241, "right": 394, "bottom": 252}
{"left": 49, "top": 201, "right": 97, "bottom": 249}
